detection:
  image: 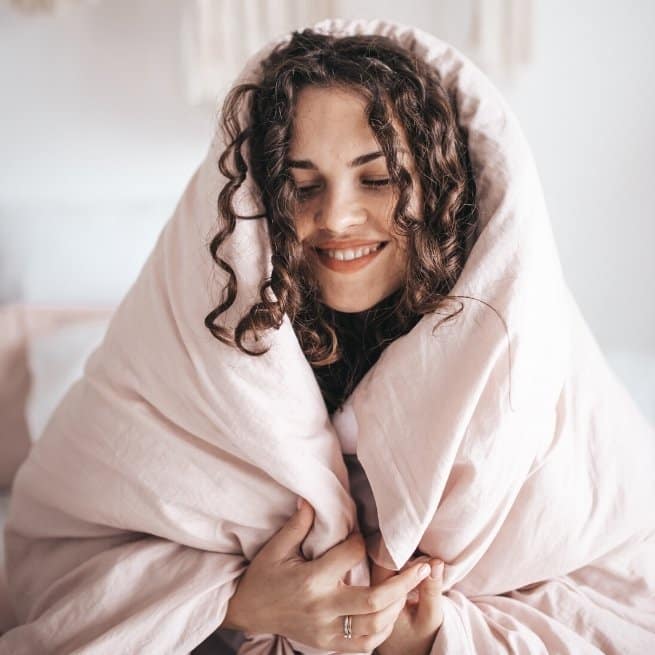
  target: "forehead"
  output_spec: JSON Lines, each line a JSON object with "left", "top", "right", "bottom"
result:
{"left": 288, "top": 85, "right": 409, "bottom": 157}
{"left": 292, "top": 86, "right": 368, "bottom": 121}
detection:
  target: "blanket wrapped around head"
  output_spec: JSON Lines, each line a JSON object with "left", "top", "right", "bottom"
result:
{"left": 3, "top": 17, "right": 655, "bottom": 655}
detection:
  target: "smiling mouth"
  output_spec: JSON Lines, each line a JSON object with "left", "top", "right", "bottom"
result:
{"left": 314, "top": 241, "right": 389, "bottom": 273}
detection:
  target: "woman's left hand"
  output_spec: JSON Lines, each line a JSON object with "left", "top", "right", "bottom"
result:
{"left": 370, "top": 555, "right": 444, "bottom": 655}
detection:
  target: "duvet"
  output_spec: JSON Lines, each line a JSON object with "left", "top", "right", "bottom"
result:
{"left": 2, "top": 17, "right": 654, "bottom": 655}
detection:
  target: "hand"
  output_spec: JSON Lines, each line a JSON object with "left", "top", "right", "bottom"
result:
{"left": 223, "top": 499, "right": 432, "bottom": 653}
{"left": 371, "top": 556, "right": 444, "bottom": 655}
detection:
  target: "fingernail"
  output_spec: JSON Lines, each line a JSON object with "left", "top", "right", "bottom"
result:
{"left": 430, "top": 560, "right": 444, "bottom": 579}
{"left": 418, "top": 564, "right": 431, "bottom": 578}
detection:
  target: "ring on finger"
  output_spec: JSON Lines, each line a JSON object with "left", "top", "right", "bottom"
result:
{"left": 343, "top": 614, "right": 353, "bottom": 639}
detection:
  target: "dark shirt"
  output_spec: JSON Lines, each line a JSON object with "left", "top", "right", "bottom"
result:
{"left": 313, "top": 288, "right": 422, "bottom": 415}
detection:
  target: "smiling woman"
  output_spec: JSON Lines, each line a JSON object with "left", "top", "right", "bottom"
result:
{"left": 199, "top": 29, "right": 482, "bottom": 651}
{"left": 205, "top": 28, "right": 478, "bottom": 396}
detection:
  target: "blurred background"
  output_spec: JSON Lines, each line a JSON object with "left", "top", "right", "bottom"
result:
{"left": 1, "top": 0, "right": 654, "bottom": 437}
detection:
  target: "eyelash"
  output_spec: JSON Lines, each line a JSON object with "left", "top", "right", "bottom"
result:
{"left": 294, "top": 179, "right": 391, "bottom": 200}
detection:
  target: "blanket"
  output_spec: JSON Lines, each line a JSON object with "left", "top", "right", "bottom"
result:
{"left": 2, "top": 17, "right": 655, "bottom": 655}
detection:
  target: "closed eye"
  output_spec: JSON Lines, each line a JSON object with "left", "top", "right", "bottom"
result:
{"left": 295, "top": 185, "right": 320, "bottom": 200}
{"left": 294, "top": 179, "right": 391, "bottom": 201}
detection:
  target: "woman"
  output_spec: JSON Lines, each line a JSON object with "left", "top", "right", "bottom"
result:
{"left": 204, "top": 26, "right": 476, "bottom": 655}
{"left": 3, "top": 18, "right": 654, "bottom": 655}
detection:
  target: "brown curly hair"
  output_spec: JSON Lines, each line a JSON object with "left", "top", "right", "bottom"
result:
{"left": 204, "top": 28, "right": 480, "bottom": 408}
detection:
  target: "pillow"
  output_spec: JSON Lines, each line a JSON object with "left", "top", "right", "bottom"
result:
{"left": 0, "top": 307, "right": 30, "bottom": 489}
{"left": 0, "top": 201, "right": 173, "bottom": 305}
{"left": 0, "top": 305, "right": 114, "bottom": 488}
{"left": 26, "top": 318, "right": 111, "bottom": 442}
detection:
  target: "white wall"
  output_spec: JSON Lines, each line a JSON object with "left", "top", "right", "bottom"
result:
{"left": 502, "top": 1, "right": 655, "bottom": 355}
{"left": 0, "top": 0, "right": 211, "bottom": 204}
{"left": 0, "top": 0, "right": 212, "bottom": 304}
{"left": 1, "top": 0, "right": 653, "bottom": 355}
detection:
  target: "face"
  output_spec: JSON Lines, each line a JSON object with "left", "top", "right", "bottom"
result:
{"left": 287, "top": 86, "right": 422, "bottom": 313}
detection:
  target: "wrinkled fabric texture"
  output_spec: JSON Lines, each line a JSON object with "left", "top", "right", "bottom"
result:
{"left": 3, "top": 17, "right": 655, "bottom": 655}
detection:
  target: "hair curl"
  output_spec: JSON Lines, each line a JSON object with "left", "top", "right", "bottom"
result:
{"left": 204, "top": 28, "right": 481, "bottom": 408}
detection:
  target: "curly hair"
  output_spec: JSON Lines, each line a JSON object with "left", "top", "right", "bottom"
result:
{"left": 204, "top": 28, "right": 480, "bottom": 410}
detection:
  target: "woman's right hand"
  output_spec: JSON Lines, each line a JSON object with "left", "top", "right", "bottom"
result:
{"left": 222, "top": 498, "right": 432, "bottom": 653}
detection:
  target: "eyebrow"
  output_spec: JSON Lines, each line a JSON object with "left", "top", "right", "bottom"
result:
{"left": 287, "top": 149, "right": 406, "bottom": 170}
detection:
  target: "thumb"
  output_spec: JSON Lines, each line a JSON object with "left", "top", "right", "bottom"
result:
{"left": 263, "top": 497, "right": 315, "bottom": 562}
{"left": 414, "top": 559, "right": 444, "bottom": 631}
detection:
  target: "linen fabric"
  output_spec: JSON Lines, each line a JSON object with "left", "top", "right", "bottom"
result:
{"left": 2, "top": 17, "right": 655, "bottom": 655}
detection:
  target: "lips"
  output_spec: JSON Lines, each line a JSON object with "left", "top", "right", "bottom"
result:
{"left": 314, "top": 241, "right": 388, "bottom": 273}
{"left": 314, "top": 239, "right": 387, "bottom": 250}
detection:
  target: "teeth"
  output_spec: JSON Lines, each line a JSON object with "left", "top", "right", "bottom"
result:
{"left": 323, "top": 243, "right": 383, "bottom": 261}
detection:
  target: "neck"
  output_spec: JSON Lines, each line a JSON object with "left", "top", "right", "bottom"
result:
{"left": 321, "top": 288, "right": 403, "bottom": 327}
{"left": 311, "top": 288, "right": 422, "bottom": 415}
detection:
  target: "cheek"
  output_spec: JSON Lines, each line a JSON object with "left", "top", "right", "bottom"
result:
{"left": 393, "top": 240, "right": 410, "bottom": 269}
{"left": 395, "top": 237, "right": 409, "bottom": 254}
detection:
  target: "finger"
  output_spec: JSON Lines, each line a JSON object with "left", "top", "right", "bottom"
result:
{"left": 330, "top": 610, "right": 397, "bottom": 654}
{"left": 313, "top": 532, "right": 367, "bottom": 582}
{"left": 415, "top": 559, "right": 444, "bottom": 630}
{"left": 394, "top": 554, "right": 431, "bottom": 605}
{"left": 260, "top": 497, "right": 314, "bottom": 561}
{"left": 369, "top": 559, "right": 397, "bottom": 586}
{"left": 335, "top": 560, "right": 431, "bottom": 616}
{"left": 335, "top": 595, "right": 404, "bottom": 640}
{"left": 399, "top": 553, "right": 431, "bottom": 572}
{"left": 406, "top": 588, "right": 419, "bottom": 606}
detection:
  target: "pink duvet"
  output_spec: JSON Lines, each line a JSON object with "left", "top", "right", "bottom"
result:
{"left": 2, "top": 17, "right": 654, "bottom": 655}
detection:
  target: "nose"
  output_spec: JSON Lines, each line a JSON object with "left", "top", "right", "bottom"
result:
{"left": 315, "top": 187, "right": 368, "bottom": 233}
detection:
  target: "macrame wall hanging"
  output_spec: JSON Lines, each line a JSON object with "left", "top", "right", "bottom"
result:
{"left": 468, "top": 0, "right": 533, "bottom": 81}
{"left": 9, "top": 0, "right": 533, "bottom": 96}
{"left": 181, "top": 0, "right": 337, "bottom": 105}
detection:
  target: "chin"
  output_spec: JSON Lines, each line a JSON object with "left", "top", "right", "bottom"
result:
{"left": 319, "top": 287, "right": 396, "bottom": 313}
